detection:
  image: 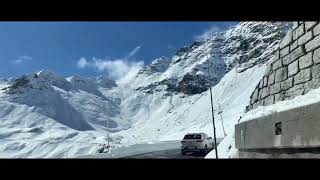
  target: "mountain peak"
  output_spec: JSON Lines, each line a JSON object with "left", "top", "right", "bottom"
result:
{"left": 94, "top": 75, "right": 117, "bottom": 88}
{"left": 138, "top": 56, "right": 171, "bottom": 75}
{"left": 6, "top": 72, "right": 52, "bottom": 94}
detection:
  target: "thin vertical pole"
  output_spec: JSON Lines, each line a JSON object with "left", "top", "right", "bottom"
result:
{"left": 107, "top": 115, "right": 110, "bottom": 152}
{"left": 207, "top": 55, "right": 218, "bottom": 159}
{"left": 219, "top": 104, "right": 227, "bottom": 137}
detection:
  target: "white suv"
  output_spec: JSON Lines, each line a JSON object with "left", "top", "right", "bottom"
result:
{"left": 181, "top": 133, "right": 215, "bottom": 155}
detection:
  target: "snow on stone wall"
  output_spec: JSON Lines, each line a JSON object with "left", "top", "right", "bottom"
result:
{"left": 248, "top": 21, "right": 320, "bottom": 110}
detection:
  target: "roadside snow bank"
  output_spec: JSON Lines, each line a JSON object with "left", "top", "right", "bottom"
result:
{"left": 77, "top": 141, "right": 180, "bottom": 158}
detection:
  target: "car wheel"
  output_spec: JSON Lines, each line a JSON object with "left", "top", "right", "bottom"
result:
{"left": 181, "top": 151, "right": 186, "bottom": 155}
{"left": 204, "top": 145, "right": 208, "bottom": 155}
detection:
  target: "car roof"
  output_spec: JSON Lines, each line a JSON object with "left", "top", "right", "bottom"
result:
{"left": 185, "top": 133, "right": 205, "bottom": 135}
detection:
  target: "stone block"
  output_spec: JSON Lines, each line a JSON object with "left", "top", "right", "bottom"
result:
{"left": 292, "top": 22, "right": 299, "bottom": 30}
{"left": 270, "top": 83, "right": 280, "bottom": 94}
{"left": 263, "top": 76, "right": 268, "bottom": 87}
{"left": 264, "top": 95, "right": 275, "bottom": 106}
{"left": 294, "top": 68, "right": 311, "bottom": 85}
{"left": 305, "top": 35, "right": 320, "bottom": 52}
{"left": 274, "top": 93, "right": 283, "bottom": 103}
{"left": 280, "top": 46, "right": 290, "bottom": 57}
{"left": 305, "top": 21, "right": 318, "bottom": 31}
{"left": 314, "top": 24, "right": 320, "bottom": 36}
{"left": 313, "top": 47, "right": 320, "bottom": 64}
{"left": 258, "top": 89, "right": 262, "bottom": 100}
{"left": 268, "top": 72, "right": 275, "bottom": 85}
{"left": 275, "top": 67, "right": 288, "bottom": 83}
{"left": 251, "top": 88, "right": 259, "bottom": 103}
{"left": 256, "top": 100, "right": 263, "bottom": 107}
{"left": 311, "top": 63, "right": 320, "bottom": 79}
{"left": 259, "top": 79, "right": 263, "bottom": 89}
{"left": 298, "top": 52, "right": 313, "bottom": 69}
{"left": 298, "top": 31, "right": 313, "bottom": 45}
{"left": 272, "top": 59, "right": 282, "bottom": 70}
{"left": 261, "top": 87, "right": 270, "bottom": 99}
{"left": 283, "top": 46, "right": 304, "bottom": 65}
{"left": 284, "top": 84, "right": 304, "bottom": 100}
{"left": 293, "top": 24, "right": 305, "bottom": 41}
{"left": 288, "top": 60, "right": 299, "bottom": 77}
{"left": 280, "top": 77, "right": 293, "bottom": 91}
{"left": 290, "top": 40, "right": 298, "bottom": 51}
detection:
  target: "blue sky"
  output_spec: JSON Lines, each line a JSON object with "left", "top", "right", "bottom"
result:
{"left": 0, "top": 22, "right": 238, "bottom": 79}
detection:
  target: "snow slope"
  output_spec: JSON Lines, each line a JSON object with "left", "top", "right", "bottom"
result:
{"left": 4, "top": 71, "right": 122, "bottom": 131}
{"left": 110, "top": 22, "right": 287, "bottom": 144}
{"left": 114, "top": 64, "right": 266, "bottom": 144}
{"left": 0, "top": 22, "right": 290, "bottom": 158}
{"left": 0, "top": 73, "right": 124, "bottom": 158}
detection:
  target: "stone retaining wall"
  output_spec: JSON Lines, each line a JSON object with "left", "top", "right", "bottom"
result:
{"left": 248, "top": 21, "right": 320, "bottom": 110}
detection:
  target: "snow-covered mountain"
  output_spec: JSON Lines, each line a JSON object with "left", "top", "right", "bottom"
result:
{"left": 0, "top": 70, "right": 126, "bottom": 157}
{"left": 133, "top": 22, "right": 289, "bottom": 96}
{"left": 0, "top": 22, "right": 291, "bottom": 158}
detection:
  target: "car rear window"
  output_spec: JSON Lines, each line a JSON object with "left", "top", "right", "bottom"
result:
{"left": 183, "top": 134, "right": 201, "bottom": 139}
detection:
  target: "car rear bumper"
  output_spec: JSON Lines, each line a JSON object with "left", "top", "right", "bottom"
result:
{"left": 181, "top": 147, "right": 205, "bottom": 153}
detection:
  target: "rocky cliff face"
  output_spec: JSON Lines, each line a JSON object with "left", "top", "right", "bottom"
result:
{"left": 221, "top": 22, "right": 291, "bottom": 72}
{"left": 133, "top": 22, "right": 290, "bottom": 96}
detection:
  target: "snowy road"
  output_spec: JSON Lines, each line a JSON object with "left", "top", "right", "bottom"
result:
{"left": 78, "top": 139, "right": 222, "bottom": 159}
{"left": 123, "top": 148, "right": 205, "bottom": 159}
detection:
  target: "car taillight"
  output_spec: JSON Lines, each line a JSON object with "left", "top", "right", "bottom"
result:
{"left": 196, "top": 140, "right": 203, "bottom": 143}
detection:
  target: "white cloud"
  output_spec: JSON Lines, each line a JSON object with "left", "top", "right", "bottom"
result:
{"left": 12, "top": 55, "right": 32, "bottom": 64}
{"left": 77, "top": 57, "right": 89, "bottom": 68}
{"left": 94, "top": 58, "right": 144, "bottom": 83}
{"left": 76, "top": 46, "right": 144, "bottom": 83}
{"left": 126, "top": 46, "right": 141, "bottom": 59}
{"left": 194, "top": 25, "right": 225, "bottom": 40}
{"left": 77, "top": 58, "right": 144, "bottom": 83}
{"left": 13, "top": 59, "right": 23, "bottom": 64}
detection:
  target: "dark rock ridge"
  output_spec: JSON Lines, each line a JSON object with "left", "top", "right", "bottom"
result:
{"left": 135, "top": 22, "right": 290, "bottom": 96}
